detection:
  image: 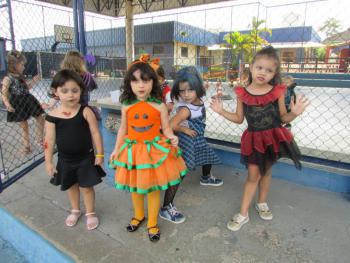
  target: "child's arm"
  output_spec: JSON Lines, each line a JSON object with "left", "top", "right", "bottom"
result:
{"left": 278, "top": 94, "right": 310, "bottom": 123}
{"left": 44, "top": 117, "right": 57, "bottom": 177}
{"left": 160, "top": 103, "right": 178, "bottom": 146}
{"left": 109, "top": 106, "right": 127, "bottom": 161}
{"left": 210, "top": 98, "right": 244, "bottom": 124}
{"left": 1, "top": 77, "right": 15, "bottom": 112}
{"left": 170, "top": 107, "right": 197, "bottom": 137}
{"left": 27, "top": 75, "right": 41, "bottom": 90}
{"left": 83, "top": 107, "right": 104, "bottom": 165}
{"left": 166, "top": 102, "right": 174, "bottom": 113}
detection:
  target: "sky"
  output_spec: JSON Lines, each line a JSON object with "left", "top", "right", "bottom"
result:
{"left": 0, "top": 0, "right": 349, "bottom": 49}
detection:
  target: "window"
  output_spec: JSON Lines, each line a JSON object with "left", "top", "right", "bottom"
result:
{"left": 153, "top": 45, "right": 164, "bottom": 54}
{"left": 181, "top": 47, "right": 188, "bottom": 57}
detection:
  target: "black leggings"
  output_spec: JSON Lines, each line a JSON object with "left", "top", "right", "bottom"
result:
{"left": 162, "top": 164, "right": 212, "bottom": 207}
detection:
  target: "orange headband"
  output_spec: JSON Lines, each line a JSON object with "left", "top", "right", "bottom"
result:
{"left": 129, "top": 54, "right": 160, "bottom": 72}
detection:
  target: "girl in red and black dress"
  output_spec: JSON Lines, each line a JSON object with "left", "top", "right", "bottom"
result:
{"left": 211, "top": 46, "right": 310, "bottom": 231}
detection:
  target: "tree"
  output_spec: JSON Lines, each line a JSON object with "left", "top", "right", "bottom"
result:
{"left": 224, "top": 31, "right": 251, "bottom": 70}
{"left": 315, "top": 47, "right": 326, "bottom": 61}
{"left": 224, "top": 17, "right": 271, "bottom": 70}
{"left": 319, "top": 18, "right": 342, "bottom": 38}
{"left": 249, "top": 17, "right": 272, "bottom": 56}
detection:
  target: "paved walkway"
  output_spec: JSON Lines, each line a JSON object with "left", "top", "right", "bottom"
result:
{"left": 1, "top": 162, "right": 350, "bottom": 263}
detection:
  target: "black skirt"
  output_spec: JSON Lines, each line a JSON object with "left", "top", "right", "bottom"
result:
{"left": 240, "top": 140, "right": 302, "bottom": 175}
{"left": 7, "top": 94, "right": 44, "bottom": 122}
{"left": 50, "top": 153, "right": 103, "bottom": 191}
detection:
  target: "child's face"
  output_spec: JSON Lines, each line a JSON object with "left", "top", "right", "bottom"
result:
{"left": 15, "top": 61, "right": 25, "bottom": 74}
{"left": 55, "top": 80, "right": 81, "bottom": 106}
{"left": 130, "top": 69, "right": 153, "bottom": 101}
{"left": 179, "top": 81, "right": 197, "bottom": 103}
{"left": 250, "top": 56, "right": 277, "bottom": 85}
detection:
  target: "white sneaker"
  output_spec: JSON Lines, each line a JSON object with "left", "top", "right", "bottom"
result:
{"left": 227, "top": 213, "right": 249, "bottom": 231}
{"left": 255, "top": 202, "right": 273, "bottom": 220}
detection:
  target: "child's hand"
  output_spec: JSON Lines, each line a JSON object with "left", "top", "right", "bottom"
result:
{"left": 109, "top": 149, "right": 118, "bottom": 163}
{"left": 183, "top": 128, "right": 197, "bottom": 137}
{"left": 5, "top": 104, "right": 15, "bottom": 112}
{"left": 95, "top": 157, "right": 104, "bottom": 166}
{"left": 290, "top": 94, "right": 310, "bottom": 116}
{"left": 33, "top": 74, "right": 41, "bottom": 84}
{"left": 210, "top": 98, "right": 223, "bottom": 115}
{"left": 168, "top": 135, "right": 179, "bottom": 147}
{"left": 41, "top": 103, "right": 50, "bottom": 110}
{"left": 45, "top": 163, "right": 57, "bottom": 177}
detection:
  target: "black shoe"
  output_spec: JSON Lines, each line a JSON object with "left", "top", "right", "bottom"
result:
{"left": 148, "top": 226, "right": 160, "bottom": 242}
{"left": 126, "top": 217, "right": 145, "bottom": 232}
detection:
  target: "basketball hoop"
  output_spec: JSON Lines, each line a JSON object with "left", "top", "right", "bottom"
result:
{"left": 61, "top": 33, "right": 73, "bottom": 44}
{"left": 54, "top": 25, "right": 75, "bottom": 44}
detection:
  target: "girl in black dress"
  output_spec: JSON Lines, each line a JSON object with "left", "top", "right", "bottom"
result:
{"left": 211, "top": 46, "right": 310, "bottom": 231}
{"left": 45, "top": 70, "right": 104, "bottom": 230}
{"left": 1, "top": 51, "right": 44, "bottom": 153}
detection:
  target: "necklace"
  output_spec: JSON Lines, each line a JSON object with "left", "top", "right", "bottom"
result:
{"left": 62, "top": 111, "right": 72, "bottom": 116}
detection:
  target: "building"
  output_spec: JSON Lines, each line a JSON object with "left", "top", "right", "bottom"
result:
{"left": 323, "top": 28, "right": 350, "bottom": 72}
{"left": 217, "top": 26, "right": 323, "bottom": 63}
{"left": 21, "top": 23, "right": 326, "bottom": 76}
{"left": 21, "top": 21, "right": 218, "bottom": 78}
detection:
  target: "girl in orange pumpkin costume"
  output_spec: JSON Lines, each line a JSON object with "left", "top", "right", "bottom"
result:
{"left": 109, "top": 57, "right": 187, "bottom": 242}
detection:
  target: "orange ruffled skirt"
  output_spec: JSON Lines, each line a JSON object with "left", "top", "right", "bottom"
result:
{"left": 110, "top": 136, "right": 188, "bottom": 194}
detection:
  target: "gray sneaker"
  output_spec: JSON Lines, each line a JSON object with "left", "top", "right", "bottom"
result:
{"left": 159, "top": 203, "right": 186, "bottom": 224}
{"left": 227, "top": 213, "right": 249, "bottom": 231}
{"left": 255, "top": 202, "right": 273, "bottom": 220}
{"left": 200, "top": 175, "right": 223, "bottom": 186}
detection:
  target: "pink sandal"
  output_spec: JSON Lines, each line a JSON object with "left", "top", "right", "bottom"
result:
{"left": 65, "top": 209, "right": 81, "bottom": 227}
{"left": 86, "top": 212, "right": 99, "bottom": 231}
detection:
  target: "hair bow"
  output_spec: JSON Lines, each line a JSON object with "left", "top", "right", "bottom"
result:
{"left": 129, "top": 54, "right": 160, "bottom": 71}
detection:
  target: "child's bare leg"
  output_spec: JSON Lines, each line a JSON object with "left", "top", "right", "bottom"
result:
{"left": 258, "top": 165, "right": 272, "bottom": 203}
{"left": 81, "top": 186, "right": 95, "bottom": 214}
{"left": 35, "top": 114, "right": 45, "bottom": 143}
{"left": 240, "top": 164, "right": 261, "bottom": 216}
{"left": 67, "top": 184, "right": 80, "bottom": 210}
{"left": 66, "top": 184, "right": 81, "bottom": 226}
{"left": 19, "top": 121, "right": 30, "bottom": 152}
{"left": 81, "top": 186, "right": 99, "bottom": 230}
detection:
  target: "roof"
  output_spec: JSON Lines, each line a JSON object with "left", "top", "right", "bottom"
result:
{"left": 36, "top": 0, "right": 226, "bottom": 17}
{"left": 219, "top": 26, "right": 321, "bottom": 44}
{"left": 323, "top": 28, "right": 350, "bottom": 45}
{"left": 271, "top": 42, "right": 325, "bottom": 49}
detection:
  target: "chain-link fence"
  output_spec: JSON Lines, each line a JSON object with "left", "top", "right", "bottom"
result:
{"left": 1, "top": 0, "right": 349, "bottom": 189}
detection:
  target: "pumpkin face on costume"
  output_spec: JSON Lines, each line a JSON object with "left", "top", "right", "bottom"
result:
{"left": 127, "top": 101, "right": 161, "bottom": 140}
{"left": 131, "top": 112, "right": 153, "bottom": 132}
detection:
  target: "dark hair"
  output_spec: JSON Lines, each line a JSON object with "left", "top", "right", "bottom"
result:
{"left": 119, "top": 62, "right": 161, "bottom": 103}
{"left": 50, "top": 69, "right": 86, "bottom": 93}
{"left": 171, "top": 66, "right": 205, "bottom": 101}
{"left": 156, "top": 65, "right": 165, "bottom": 79}
{"left": 248, "top": 46, "right": 281, "bottom": 86}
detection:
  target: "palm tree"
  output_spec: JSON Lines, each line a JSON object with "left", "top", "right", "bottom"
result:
{"left": 319, "top": 18, "right": 342, "bottom": 38}
{"left": 249, "top": 17, "right": 272, "bottom": 56}
{"left": 224, "top": 31, "right": 251, "bottom": 70}
{"left": 224, "top": 17, "right": 271, "bottom": 70}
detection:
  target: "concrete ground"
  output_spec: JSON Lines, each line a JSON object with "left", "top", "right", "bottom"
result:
{"left": 1, "top": 162, "right": 350, "bottom": 263}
